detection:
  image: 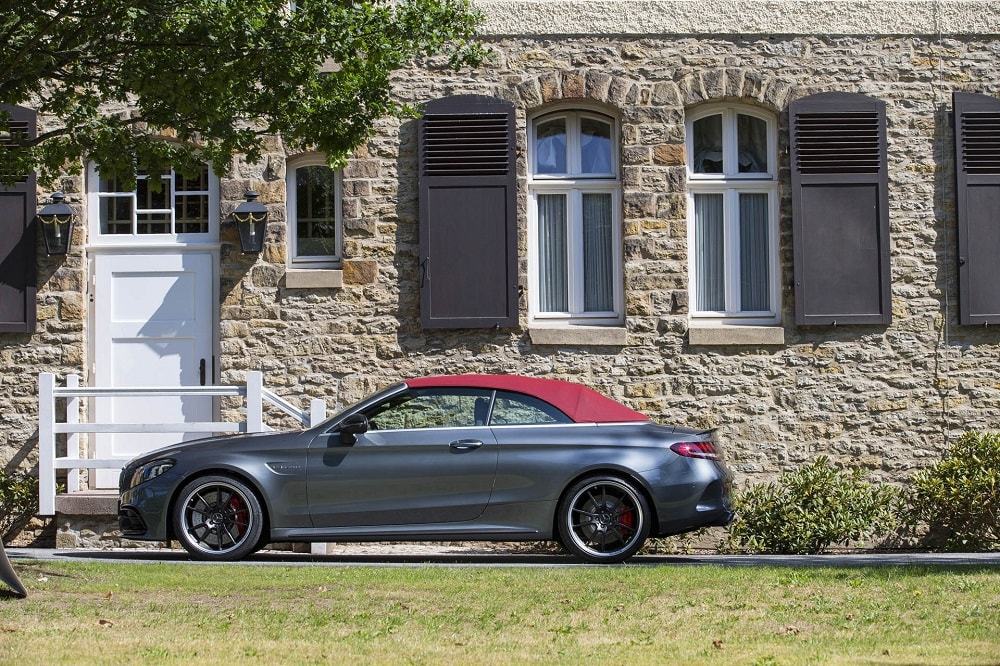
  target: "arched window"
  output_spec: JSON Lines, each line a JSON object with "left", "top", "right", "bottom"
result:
{"left": 528, "top": 108, "right": 622, "bottom": 324}
{"left": 286, "top": 155, "right": 341, "bottom": 268}
{"left": 686, "top": 104, "right": 779, "bottom": 324}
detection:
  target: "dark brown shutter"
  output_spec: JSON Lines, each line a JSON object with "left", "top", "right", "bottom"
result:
{"left": 0, "top": 104, "right": 37, "bottom": 333}
{"left": 790, "top": 92, "right": 891, "bottom": 325}
{"left": 954, "top": 92, "right": 1000, "bottom": 325}
{"left": 418, "top": 95, "right": 517, "bottom": 329}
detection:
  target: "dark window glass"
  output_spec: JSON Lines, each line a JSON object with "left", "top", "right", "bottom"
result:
{"left": 490, "top": 391, "right": 571, "bottom": 425}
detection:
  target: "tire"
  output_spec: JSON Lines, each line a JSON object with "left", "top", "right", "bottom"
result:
{"left": 173, "top": 475, "right": 264, "bottom": 561}
{"left": 557, "top": 476, "right": 651, "bottom": 564}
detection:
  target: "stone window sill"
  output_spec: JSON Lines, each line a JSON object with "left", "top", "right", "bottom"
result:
{"left": 528, "top": 325, "right": 628, "bottom": 346}
{"left": 284, "top": 269, "right": 343, "bottom": 289}
{"left": 688, "top": 325, "right": 785, "bottom": 346}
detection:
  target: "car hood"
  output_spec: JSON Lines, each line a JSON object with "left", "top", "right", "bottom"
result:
{"left": 126, "top": 430, "right": 302, "bottom": 467}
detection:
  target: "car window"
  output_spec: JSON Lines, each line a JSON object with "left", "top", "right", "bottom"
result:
{"left": 490, "top": 391, "right": 572, "bottom": 425}
{"left": 363, "top": 388, "right": 494, "bottom": 431}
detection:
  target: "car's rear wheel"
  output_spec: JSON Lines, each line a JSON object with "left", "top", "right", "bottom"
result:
{"left": 557, "top": 476, "right": 650, "bottom": 564}
{"left": 173, "top": 475, "right": 264, "bottom": 561}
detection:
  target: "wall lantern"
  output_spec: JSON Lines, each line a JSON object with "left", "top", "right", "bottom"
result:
{"left": 37, "top": 192, "right": 76, "bottom": 255}
{"left": 232, "top": 190, "right": 268, "bottom": 253}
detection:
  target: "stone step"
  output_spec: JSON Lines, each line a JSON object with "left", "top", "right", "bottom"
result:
{"left": 54, "top": 490, "right": 118, "bottom": 517}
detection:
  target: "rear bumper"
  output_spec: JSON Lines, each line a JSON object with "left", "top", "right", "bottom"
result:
{"left": 654, "top": 471, "right": 734, "bottom": 536}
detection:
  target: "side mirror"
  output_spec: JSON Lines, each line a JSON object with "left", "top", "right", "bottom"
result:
{"left": 339, "top": 413, "right": 369, "bottom": 445}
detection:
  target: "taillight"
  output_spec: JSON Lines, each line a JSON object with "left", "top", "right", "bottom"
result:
{"left": 670, "top": 441, "right": 721, "bottom": 460}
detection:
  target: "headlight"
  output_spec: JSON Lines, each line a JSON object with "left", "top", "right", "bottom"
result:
{"left": 128, "top": 459, "right": 176, "bottom": 489}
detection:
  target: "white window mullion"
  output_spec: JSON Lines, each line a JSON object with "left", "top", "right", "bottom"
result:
{"left": 568, "top": 189, "right": 585, "bottom": 314}
{"left": 723, "top": 189, "right": 741, "bottom": 314}
{"left": 767, "top": 188, "right": 781, "bottom": 316}
{"left": 722, "top": 110, "right": 737, "bottom": 177}
{"left": 129, "top": 192, "right": 139, "bottom": 234}
{"left": 166, "top": 172, "right": 177, "bottom": 234}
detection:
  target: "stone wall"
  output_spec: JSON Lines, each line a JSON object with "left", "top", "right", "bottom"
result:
{"left": 5, "top": 12, "right": 1000, "bottom": 508}
{"left": 217, "top": 32, "right": 1000, "bottom": 489}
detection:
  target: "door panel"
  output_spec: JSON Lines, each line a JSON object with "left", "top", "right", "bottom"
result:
{"left": 306, "top": 427, "right": 499, "bottom": 527}
{"left": 92, "top": 252, "right": 215, "bottom": 486}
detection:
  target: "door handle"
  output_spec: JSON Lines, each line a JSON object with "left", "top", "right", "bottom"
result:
{"left": 199, "top": 358, "right": 206, "bottom": 386}
{"left": 449, "top": 439, "right": 483, "bottom": 452}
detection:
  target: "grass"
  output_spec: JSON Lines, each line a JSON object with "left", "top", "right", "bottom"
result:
{"left": 1, "top": 561, "right": 999, "bottom": 665}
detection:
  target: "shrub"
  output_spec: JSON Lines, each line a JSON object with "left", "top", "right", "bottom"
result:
{"left": 721, "top": 457, "right": 903, "bottom": 554}
{"left": 908, "top": 431, "right": 1000, "bottom": 551}
{"left": 0, "top": 468, "right": 38, "bottom": 544}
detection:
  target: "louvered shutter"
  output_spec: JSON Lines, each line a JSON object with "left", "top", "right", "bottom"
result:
{"left": 0, "top": 104, "right": 37, "bottom": 333}
{"left": 418, "top": 95, "right": 518, "bottom": 328}
{"left": 954, "top": 92, "right": 1000, "bottom": 325}
{"left": 790, "top": 92, "right": 891, "bottom": 325}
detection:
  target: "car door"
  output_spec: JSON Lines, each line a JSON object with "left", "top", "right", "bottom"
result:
{"left": 306, "top": 387, "right": 499, "bottom": 528}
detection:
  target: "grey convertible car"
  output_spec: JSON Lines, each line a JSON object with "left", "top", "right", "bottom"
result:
{"left": 119, "top": 374, "right": 733, "bottom": 563}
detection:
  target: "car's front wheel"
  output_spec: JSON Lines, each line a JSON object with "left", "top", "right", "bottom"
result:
{"left": 173, "top": 475, "right": 264, "bottom": 561}
{"left": 557, "top": 476, "right": 651, "bottom": 564}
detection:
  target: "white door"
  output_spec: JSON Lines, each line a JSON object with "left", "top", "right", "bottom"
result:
{"left": 92, "top": 251, "right": 216, "bottom": 486}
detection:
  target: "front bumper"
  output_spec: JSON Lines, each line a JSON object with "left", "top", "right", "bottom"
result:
{"left": 118, "top": 504, "right": 148, "bottom": 535}
{"left": 117, "top": 477, "right": 176, "bottom": 540}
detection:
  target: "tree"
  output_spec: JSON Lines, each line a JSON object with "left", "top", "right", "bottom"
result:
{"left": 0, "top": 0, "right": 484, "bottom": 185}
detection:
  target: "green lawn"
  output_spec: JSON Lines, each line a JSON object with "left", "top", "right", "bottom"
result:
{"left": 1, "top": 561, "right": 998, "bottom": 665}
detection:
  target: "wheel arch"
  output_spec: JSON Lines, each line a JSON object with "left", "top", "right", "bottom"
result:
{"left": 164, "top": 468, "right": 271, "bottom": 543}
{"left": 551, "top": 467, "right": 661, "bottom": 540}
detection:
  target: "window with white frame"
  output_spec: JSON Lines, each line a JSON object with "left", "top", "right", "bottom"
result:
{"left": 286, "top": 155, "right": 341, "bottom": 268}
{"left": 686, "top": 104, "right": 779, "bottom": 325}
{"left": 528, "top": 108, "right": 622, "bottom": 325}
{"left": 88, "top": 162, "right": 217, "bottom": 240}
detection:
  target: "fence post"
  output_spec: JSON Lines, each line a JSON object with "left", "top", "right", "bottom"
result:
{"left": 309, "top": 399, "right": 327, "bottom": 427}
{"left": 66, "top": 374, "right": 81, "bottom": 493}
{"left": 246, "top": 371, "right": 264, "bottom": 432}
{"left": 38, "top": 373, "right": 56, "bottom": 516}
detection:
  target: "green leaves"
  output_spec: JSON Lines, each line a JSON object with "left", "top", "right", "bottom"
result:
{"left": 724, "top": 432, "right": 1000, "bottom": 554}
{"left": 0, "top": 469, "right": 38, "bottom": 543}
{"left": 722, "top": 457, "right": 904, "bottom": 555}
{"left": 910, "top": 431, "right": 1000, "bottom": 551}
{"left": 0, "top": 0, "right": 485, "bottom": 185}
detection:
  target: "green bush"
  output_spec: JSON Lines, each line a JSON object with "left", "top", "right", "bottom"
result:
{"left": 721, "top": 457, "right": 903, "bottom": 554}
{"left": 0, "top": 469, "right": 38, "bottom": 544}
{"left": 909, "top": 431, "right": 1000, "bottom": 551}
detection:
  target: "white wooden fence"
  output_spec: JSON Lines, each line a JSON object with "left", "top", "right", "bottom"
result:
{"left": 37, "top": 371, "right": 327, "bottom": 515}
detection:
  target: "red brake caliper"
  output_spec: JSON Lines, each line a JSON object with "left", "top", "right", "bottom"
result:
{"left": 229, "top": 497, "right": 247, "bottom": 537}
{"left": 619, "top": 507, "right": 635, "bottom": 530}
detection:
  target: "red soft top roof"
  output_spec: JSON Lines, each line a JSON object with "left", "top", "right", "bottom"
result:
{"left": 404, "top": 374, "right": 649, "bottom": 424}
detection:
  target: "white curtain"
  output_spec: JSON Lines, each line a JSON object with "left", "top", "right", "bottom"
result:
{"left": 739, "top": 193, "right": 769, "bottom": 312}
{"left": 583, "top": 193, "right": 613, "bottom": 312}
{"left": 694, "top": 193, "right": 725, "bottom": 311}
{"left": 538, "top": 194, "right": 568, "bottom": 312}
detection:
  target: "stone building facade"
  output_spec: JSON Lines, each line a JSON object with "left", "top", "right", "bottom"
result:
{"left": 4, "top": 1, "right": 1000, "bottom": 535}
